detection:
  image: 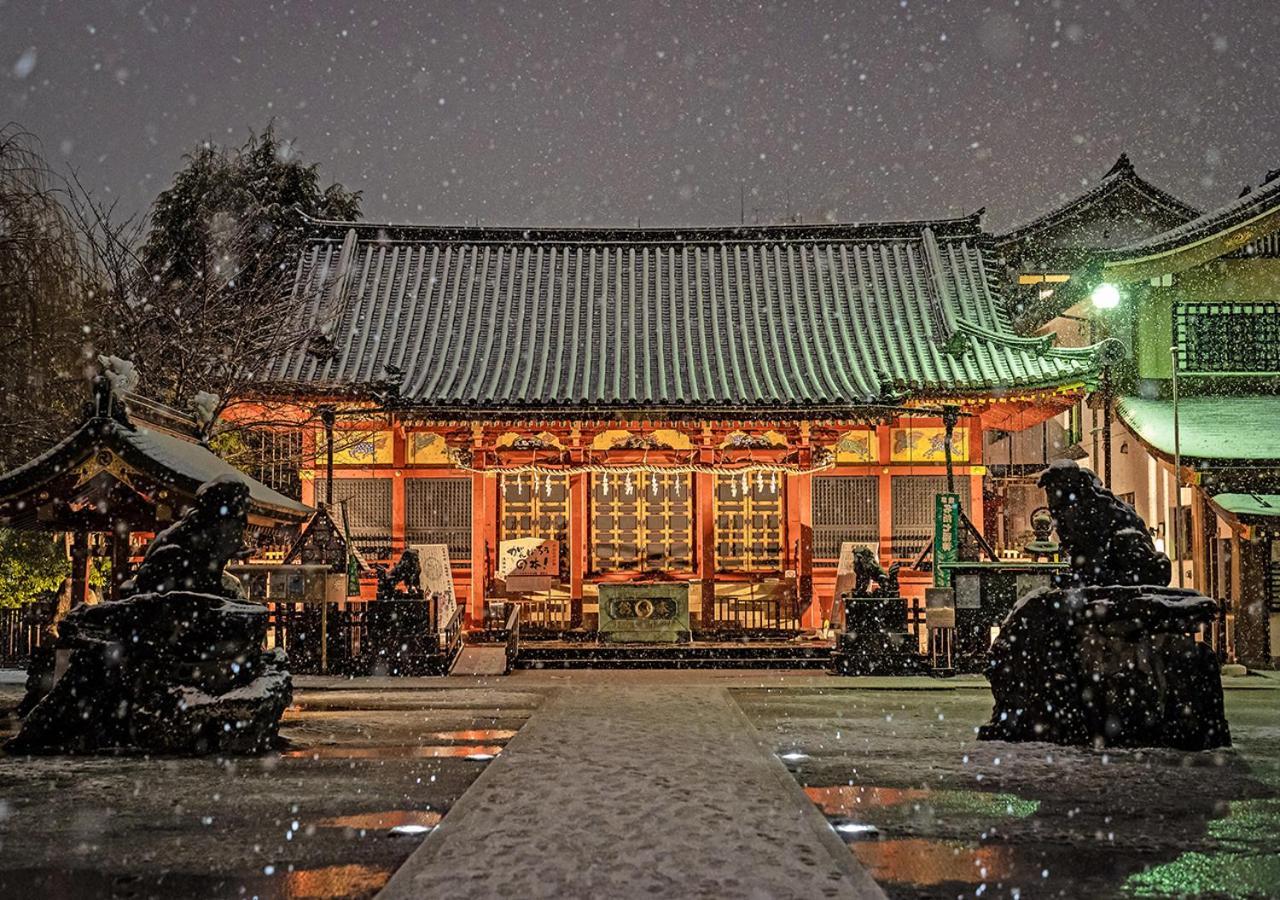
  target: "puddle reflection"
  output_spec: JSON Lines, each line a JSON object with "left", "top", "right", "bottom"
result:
{"left": 284, "top": 863, "right": 392, "bottom": 898}
{"left": 429, "top": 728, "right": 517, "bottom": 742}
{"left": 316, "top": 810, "right": 442, "bottom": 830}
{"left": 806, "top": 784, "right": 1039, "bottom": 818}
{"left": 851, "top": 837, "right": 1015, "bottom": 887}
{"left": 0, "top": 863, "right": 393, "bottom": 900}
{"left": 282, "top": 744, "right": 503, "bottom": 760}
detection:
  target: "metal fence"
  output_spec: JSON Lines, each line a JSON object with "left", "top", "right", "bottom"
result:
{"left": 0, "top": 604, "right": 50, "bottom": 667}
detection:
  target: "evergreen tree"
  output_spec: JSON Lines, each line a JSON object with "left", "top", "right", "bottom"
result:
{"left": 122, "top": 124, "right": 361, "bottom": 411}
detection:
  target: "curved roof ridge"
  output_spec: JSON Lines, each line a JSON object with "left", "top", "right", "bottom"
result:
{"left": 297, "top": 210, "right": 988, "bottom": 245}
{"left": 996, "top": 154, "right": 1200, "bottom": 244}
{"left": 1104, "top": 173, "right": 1280, "bottom": 263}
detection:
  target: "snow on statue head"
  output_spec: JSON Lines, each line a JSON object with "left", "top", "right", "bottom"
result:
{"left": 97, "top": 354, "right": 139, "bottom": 397}
{"left": 122, "top": 475, "right": 251, "bottom": 598}
{"left": 189, "top": 391, "right": 221, "bottom": 430}
{"left": 1037, "top": 459, "right": 1171, "bottom": 588}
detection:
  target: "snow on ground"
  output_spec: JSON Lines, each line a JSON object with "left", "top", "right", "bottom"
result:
{"left": 0, "top": 678, "right": 542, "bottom": 899}
{"left": 735, "top": 675, "right": 1280, "bottom": 900}
{"left": 2, "top": 670, "right": 1277, "bottom": 899}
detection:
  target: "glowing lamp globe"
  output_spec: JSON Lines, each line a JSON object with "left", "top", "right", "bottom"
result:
{"left": 1091, "top": 282, "right": 1121, "bottom": 310}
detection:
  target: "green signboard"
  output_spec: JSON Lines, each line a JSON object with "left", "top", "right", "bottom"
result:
{"left": 934, "top": 492, "right": 962, "bottom": 587}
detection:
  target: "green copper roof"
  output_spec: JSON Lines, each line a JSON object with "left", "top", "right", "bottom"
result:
{"left": 1209, "top": 493, "right": 1280, "bottom": 520}
{"left": 1117, "top": 395, "right": 1280, "bottom": 463}
{"left": 265, "top": 215, "right": 1097, "bottom": 413}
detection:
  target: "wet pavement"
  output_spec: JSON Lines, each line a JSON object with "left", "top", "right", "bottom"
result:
{"left": 2, "top": 670, "right": 1278, "bottom": 898}
{"left": 379, "top": 670, "right": 884, "bottom": 899}
{"left": 0, "top": 678, "right": 541, "bottom": 899}
{"left": 735, "top": 677, "right": 1280, "bottom": 899}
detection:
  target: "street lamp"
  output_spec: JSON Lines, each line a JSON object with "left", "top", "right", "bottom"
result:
{"left": 1091, "top": 282, "right": 1122, "bottom": 310}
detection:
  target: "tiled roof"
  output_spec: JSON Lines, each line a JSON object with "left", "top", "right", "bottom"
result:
{"left": 263, "top": 215, "right": 1099, "bottom": 414}
{"left": 0, "top": 416, "right": 312, "bottom": 525}
{"left": 996, "top": 154, "right": 1200, "bottom": 250}
{"left": 1117, "top": 395, "right": 1280, "bottom": 465}
{"left": 1105, "top": 174, "right": 1280, "bottom": 262}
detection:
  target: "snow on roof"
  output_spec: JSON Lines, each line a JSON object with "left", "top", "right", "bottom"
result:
{"left": 121, "top": 424, "right": 310, "bottom": 518}
{"left": 1105, "top": 174, "right": 1280, "bottom": 263}
{"left": 1209, "top": 492, "right": 1280, "bottom": 520}
{"left": 1117, "top": 395, "right": 1280, "bottom": 463}
{"left": 261, "top": 213, "right": 1099, "bottom": 413}
{"left": 996, "top": 153, "right": 1200, "bottom": 248}
{"left": 0, "top": 416, "right": 311, "bottom": 523}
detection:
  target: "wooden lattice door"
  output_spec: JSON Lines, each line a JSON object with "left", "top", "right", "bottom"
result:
{"left": 714, "top": 472, "right": 784, "bottom": 571}
{"left": 591, "top": 471, "right": 691, "bottom": 572}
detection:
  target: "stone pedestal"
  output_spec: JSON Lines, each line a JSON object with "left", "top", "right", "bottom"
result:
{"left": 831, "top": 595, "right": 924, "bottom": 675}
{"left": 979, "top": 585, "right": 1230, "bottom": 750}
{"left": 6, "top": 591, "right": 291, "bottom": 755}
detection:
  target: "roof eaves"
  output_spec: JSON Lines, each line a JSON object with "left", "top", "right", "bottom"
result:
{"left": 995, "top": 155, "right": 1199, "bottom": 246}
{"left": 1103, "top": 177, "right": 1280, "bottom": 279}
{"left": 297, "top": 210, "right": 988, "bottom": 247}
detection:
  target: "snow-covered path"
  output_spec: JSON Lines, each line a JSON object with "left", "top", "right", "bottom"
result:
{"left": 378, "top": 673, "right": 885, "bottom": 899}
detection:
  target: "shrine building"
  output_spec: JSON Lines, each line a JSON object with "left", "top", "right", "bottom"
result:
{"left": 245, "top": 213, "right": 1105, "bottom": 635}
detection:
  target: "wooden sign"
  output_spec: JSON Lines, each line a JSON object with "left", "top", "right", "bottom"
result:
{"left": 412, "top": 543, "right": 457, "bottom": 625}
{"left": 498, "top": 538, "right": 560, "bottom": 580}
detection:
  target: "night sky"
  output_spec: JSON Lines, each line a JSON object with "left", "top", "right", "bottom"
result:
{"left": 3, "top": 0, "right": 1278, "bottom": 231}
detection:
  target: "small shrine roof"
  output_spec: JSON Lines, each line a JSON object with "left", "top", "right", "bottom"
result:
{"left": 260, "top": 213, "right": 1100, "bottom": 415}
{"left": 1116, "top": 395, "right": 1280, "bottom": 465}
{"left": 0, "top": 413, "right": 311, "bottom": 530}
{"left": 1209, "top": 492, "right": 1280, "bottom": 521}
{"left": 1102, "top": 174, "right": 1280, "bottom": 279}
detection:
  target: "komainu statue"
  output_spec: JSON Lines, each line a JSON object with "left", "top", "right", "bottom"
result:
{"left": 375, "top": 548, "right": 423, "bottom": 600}
{"left": 122, "top": 476, "right": 251, "bottom": 597}
{"left": 1040, "top": 460, "right": 1172, "bottom": 588}
{"left": 980, "top": 460, "right": 1229, "bottom": 750}
{"left": 7, "top": 476, "right": 292, "bottom": 756}
{"left": 852, "top": 547, "right": 901, "bottom": 598}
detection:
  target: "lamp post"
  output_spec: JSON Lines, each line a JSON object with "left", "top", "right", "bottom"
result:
{"left": 1090, "top": 282, "right": 1123, "bottom": 488}
{"left": 1099, "top": 363, "right": 1114, "bottom": 489}
{"left": 320, "top": 405, "right": 336, "bottom": 506}
{"left": 1170, "top": 344, "right": 1184, "bottom": 589}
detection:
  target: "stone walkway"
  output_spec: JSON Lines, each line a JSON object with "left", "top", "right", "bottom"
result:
{"left": 378, "top": 672, "right": 884, "bottom": 899}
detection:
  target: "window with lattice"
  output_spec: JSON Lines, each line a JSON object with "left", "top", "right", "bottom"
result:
{"left": 1175, "top": 302, "right": 1280, "bottom": 374}
{"left": 405, "top": 478, "right": 472, "bottom": 561}
{"left": 501, "top": 472, "right": 570, "bottom": 575}
{"left": 890, "top": 475, "right": 970, "bottom": 559}
{"left": 235, "top": 428, "right": 303, "bottom": 500}
{"left": 330, "top": 478, "right": 393, "bottom": 558}
{"left": 715, "top": 472, "right": 784, "bottom": 571}
{"left": 811, "top": 475, "right": 880, "bottom": 561}
{"left": 591, "top": 471, "right": 691, "bottom": 572}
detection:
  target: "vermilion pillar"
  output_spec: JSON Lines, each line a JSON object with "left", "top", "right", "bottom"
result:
{"left": 696, "top": 466, "right": 716, "bottom": 629}
{"left": 468, "top": 467, "right": 489, "bottom": 627}
{"left": 569, "top": 466, "right": 588, "bottom": 628}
